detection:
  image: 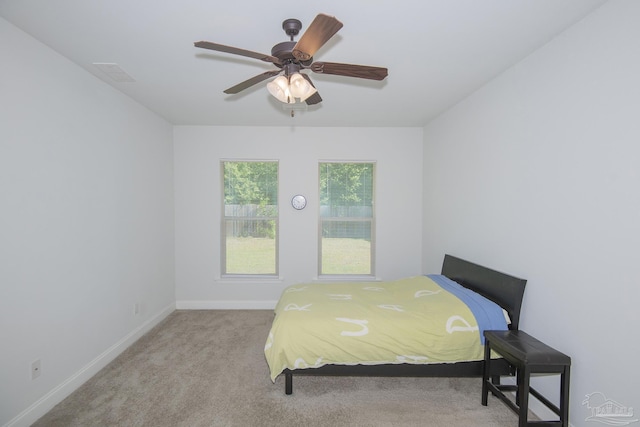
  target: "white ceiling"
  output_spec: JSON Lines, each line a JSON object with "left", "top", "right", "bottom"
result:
{"left": 1, "top": 0, "right": 607, "bottom": 127}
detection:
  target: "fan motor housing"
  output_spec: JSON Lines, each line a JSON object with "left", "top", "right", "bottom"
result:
{"left": 271, "top": 41, "right": 312, "bottom": 67}
{"left": 271, "top": 41, "right": 296, "bottom": 62}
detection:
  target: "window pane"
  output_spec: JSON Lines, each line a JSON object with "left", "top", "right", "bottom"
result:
{"left": 224, "top": 162, "right": 278, "bottom": 208}
{"left": 223, "top": 161, "right": 278, "bottom": 275}
{"left": 225, "top": 220, "right": 276, "bottom": 274}
{"left": 321, "top": 221, "right": 371, "bottom": 275}
{"left": 320, "top": 163, "right": 373, "bottom": 217}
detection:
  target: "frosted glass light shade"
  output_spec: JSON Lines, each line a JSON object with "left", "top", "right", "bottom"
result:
{"left": 267, "top": 76, "right": 292, "bottom": 103}
{"left": 289, "top": 73, "right": 317, "bottom": 101}
{"left": 267, "top": 73, "right": 317, "bottom": 104}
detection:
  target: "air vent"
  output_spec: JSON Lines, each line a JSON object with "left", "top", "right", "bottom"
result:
{"left": 92, "top": 63, "right": 136, "bottom": 82}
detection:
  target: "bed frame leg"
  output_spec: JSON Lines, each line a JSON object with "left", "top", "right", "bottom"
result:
{"left": 285, "top": 371, "right": 293, "bottom": 395}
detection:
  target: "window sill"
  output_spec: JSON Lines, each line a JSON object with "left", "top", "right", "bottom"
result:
{"left": 313, "top": 275, "right": 381, "bottom": 282}
{"left": 216, "top": 275, "right": 284, "bottom": 285}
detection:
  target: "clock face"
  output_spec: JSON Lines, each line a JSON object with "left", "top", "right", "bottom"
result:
{"left": 291, "top": 194, "right": 307, "bottom": 210}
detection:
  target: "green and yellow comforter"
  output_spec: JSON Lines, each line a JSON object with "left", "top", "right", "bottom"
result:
{"left": 264, "top": 275, "right": 508, "bottom": 381}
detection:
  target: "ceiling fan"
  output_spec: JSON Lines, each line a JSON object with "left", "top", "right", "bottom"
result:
{"left": 194, "top": 13, "right": 388, "bottom": 108}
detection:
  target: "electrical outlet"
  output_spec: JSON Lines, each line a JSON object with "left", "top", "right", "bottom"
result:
{"left": 133, "top": 303, "right": 140, "bottom": 315}
{"left": 31, "top": 359, "right": 41, "bottom": 380}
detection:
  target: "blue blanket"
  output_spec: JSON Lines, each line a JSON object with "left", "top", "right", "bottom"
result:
{"left": 427, "top": 274, "right": 507, "bottom": 344}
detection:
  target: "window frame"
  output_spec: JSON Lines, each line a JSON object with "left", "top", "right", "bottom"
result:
{"left": 221, "top": 160, "right": 279, "bottom": 278}
{"left": 317, "top": 161, "right": 376, "bottom": 279}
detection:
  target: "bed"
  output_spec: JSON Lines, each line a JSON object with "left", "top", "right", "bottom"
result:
{"left": 264, "top": 254, "right": 527, "bottom": 394}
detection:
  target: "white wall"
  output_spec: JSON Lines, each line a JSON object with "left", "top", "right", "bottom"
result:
{"left": 174, "top": 126, "right": 423, "bottom": 307}
{"left": 0, "top": 18, "right": 175, "bottom": 426}
{"left": 422, "top": 1, "right": 639, "bottom": 425}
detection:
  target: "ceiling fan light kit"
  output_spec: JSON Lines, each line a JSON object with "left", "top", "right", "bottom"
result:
{"left": 194, "top": 13, "right": 388, "bottom": 113}
{"left": 266, "top": 63, "right": 318, "bottom": 104}
{"left": 267, "top": 74, "right": 317, "bottom": 104}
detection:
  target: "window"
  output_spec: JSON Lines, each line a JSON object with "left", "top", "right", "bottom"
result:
{"left": 222, "top": 161, "right": 278, "bottom": 276}
{"left": 319, "top": 162, "right": 375, "bottom": 276}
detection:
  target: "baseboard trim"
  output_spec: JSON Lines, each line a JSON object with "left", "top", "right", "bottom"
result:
{"left": 5, "top": 302, "right": 176, "bottom": 427}
{"left": 175, "top": 300, "right": 277, "bottom": 310}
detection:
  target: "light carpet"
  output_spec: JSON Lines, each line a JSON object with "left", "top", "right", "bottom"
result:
{"left": 33, "top": 310, "right": 524, "bottom": 426}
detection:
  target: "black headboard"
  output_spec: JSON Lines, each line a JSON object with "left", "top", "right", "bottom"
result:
{"left": 441, "top": 254, "right": 527, "bottom": 330}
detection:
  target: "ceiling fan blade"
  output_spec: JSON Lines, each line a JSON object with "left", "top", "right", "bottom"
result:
{"left": 223, "top": 70, "right": 282, "bottom": 94}
{"left": 194, "top": 41, "right": 281, "bottom": 65}
{"left": 305, "top": 91, "right": 322, "bottom": 105}
{"left": 301, "top": 74, "right": 322, "bottom": 105}
{"left": 304, "top": 92, "right": 322, "bottom": 105}
{"left": 292, "top": 14, "right": 343, "bottom": 62}
{"left": 310, "top": 62, "right": 388, "bottom": 81}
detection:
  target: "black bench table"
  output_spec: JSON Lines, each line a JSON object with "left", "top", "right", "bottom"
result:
{"left": 482, "top": 330, "right": 571, "bottom": 427}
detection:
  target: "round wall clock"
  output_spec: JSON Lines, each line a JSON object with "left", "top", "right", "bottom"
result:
{"left": 291, "top": 194, "right": 307, "bottom": 210}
